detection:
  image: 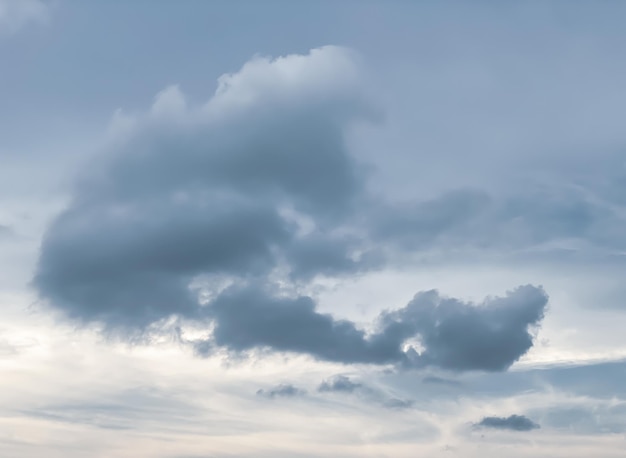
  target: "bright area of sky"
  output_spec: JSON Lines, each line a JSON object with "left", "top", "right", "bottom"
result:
{"left": 1, "top": 1, "right": 626, "bottom": 457}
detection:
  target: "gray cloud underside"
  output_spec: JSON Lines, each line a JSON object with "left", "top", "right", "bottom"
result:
{"left": 475, "top": 414, "right": 540, "bottom": 431}
{"left": 196, "top": 283, "right": 546, "bottom": 371}
{"left": 34, "top": 47, "right": 551, "bottom": 371}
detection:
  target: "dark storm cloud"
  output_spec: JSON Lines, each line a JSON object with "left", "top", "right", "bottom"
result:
{"left": 195, "top": 283, "right": 547, "bottom": 371}
{"left": 475, "top": 414, "right": 540, "bottom": 431}
{"left": 256, "top": 384, "right": 305, "bottom": 399}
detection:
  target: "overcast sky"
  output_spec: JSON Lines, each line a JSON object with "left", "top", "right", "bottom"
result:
{"left": 2, "top": 1, "right": 626, "bottom": 456}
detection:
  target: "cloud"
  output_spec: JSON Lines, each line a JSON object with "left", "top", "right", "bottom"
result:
{"left": 0, "top": 0, "right": 48, "bottom": 34}
{"left": 317, "top": 375, "right": 413, "bottom": 409}
{"left": 35, "top": 46, "right": 547, "bottom": 372}
{"left": 475, "top": 414, "right": 540, "bottom": 431}
{"left": 318, "top": 375, "right": 362, "bottom": 393}
{"left": 201, "top": 283, "right": 404, "bottom": 365}
{"left": 196, "top": 283, "right": 547, "bottom": 371}
{"left": 390, "top": 284, "right": 548, "bottom": 371}
{"left": 34, "top": 45, "right": 372, "bottom": 330}
{"left": 256, "top": 384, "right": 305, "bottom": 399}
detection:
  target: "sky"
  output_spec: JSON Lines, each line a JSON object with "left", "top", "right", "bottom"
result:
{"left": 2, "top": 1, "right": 626, "bottom": 456}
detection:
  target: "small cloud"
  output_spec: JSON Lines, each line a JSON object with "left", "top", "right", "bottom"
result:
{"left": 318, "top": 375, "right": 362, "bottom": 393}
{"left": 256, "top": 384, "right": 305, "bottom": 399}
{"left": 475, "top": 414, "right": 540, "bottom": 432}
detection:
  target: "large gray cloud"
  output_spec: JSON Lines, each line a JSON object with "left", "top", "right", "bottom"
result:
{"left": 34, "top": 46, "right": 372, "bottom": 329}
{"left": 35, "top": 46, "right": 549, "bottom": 370}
